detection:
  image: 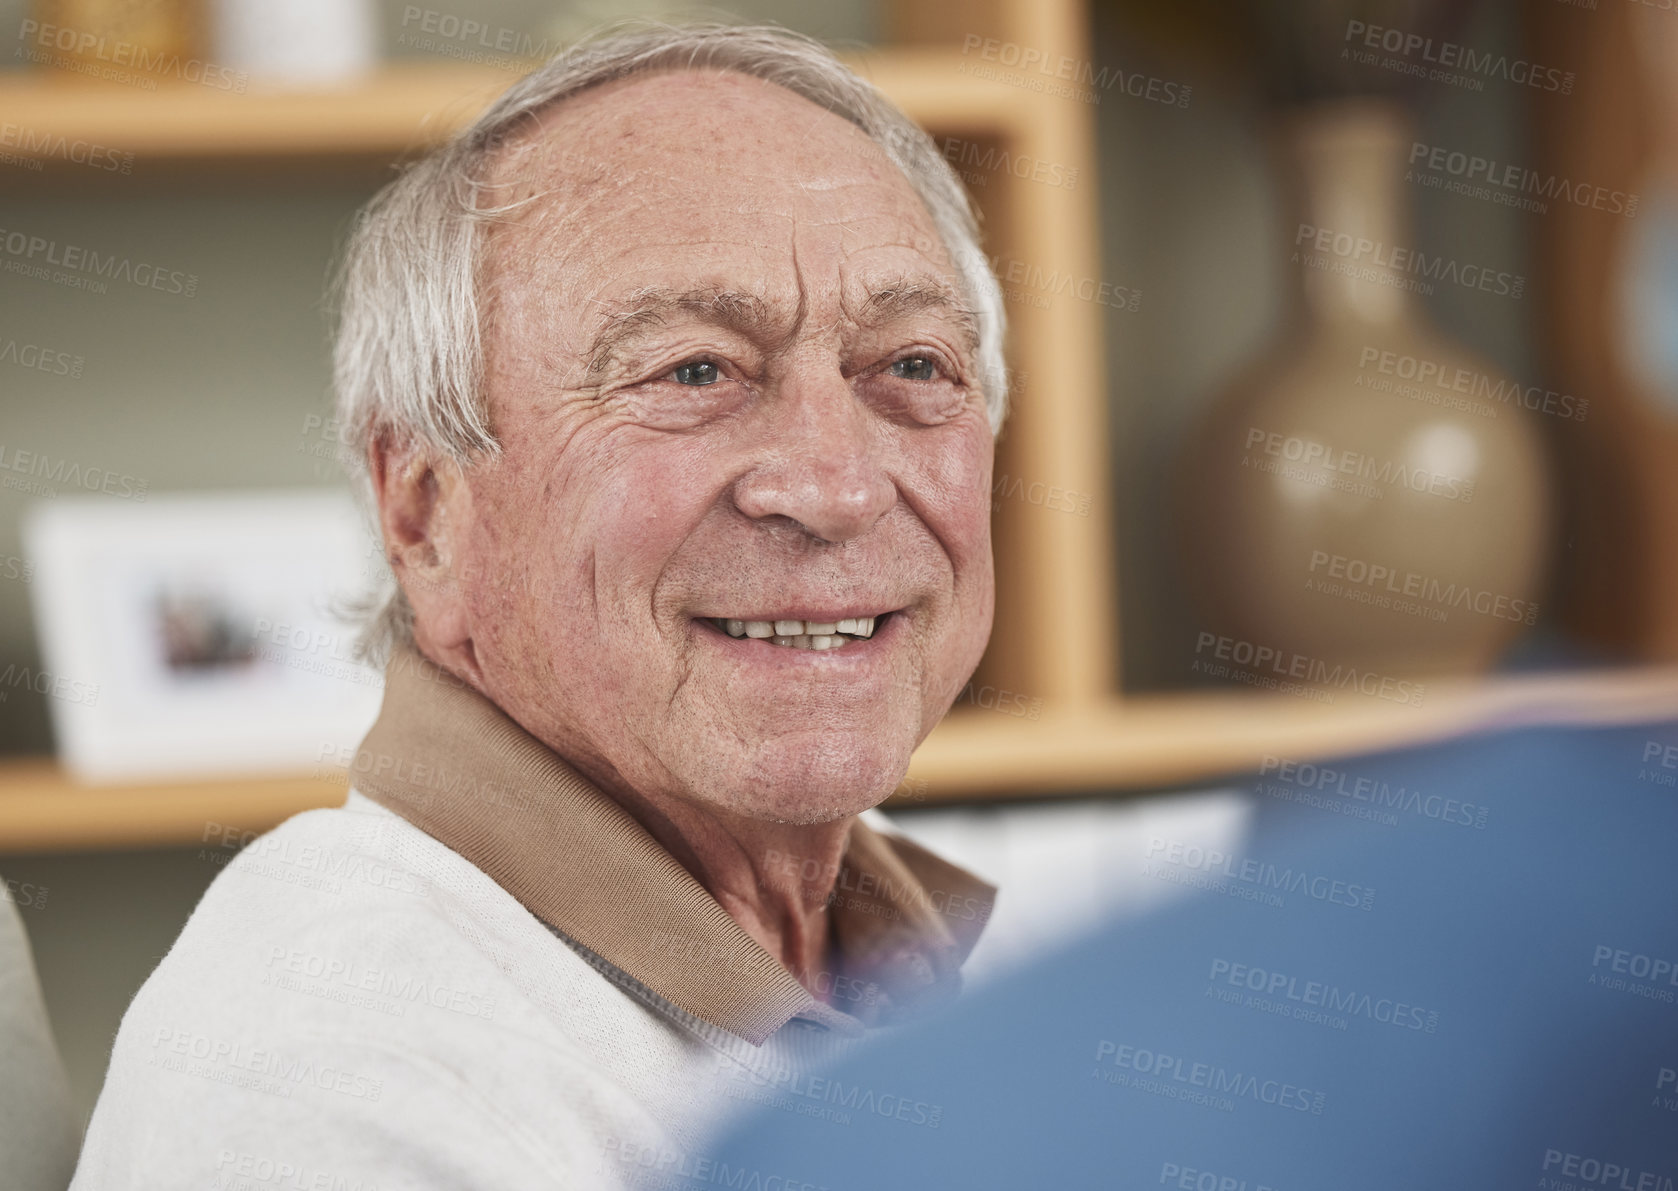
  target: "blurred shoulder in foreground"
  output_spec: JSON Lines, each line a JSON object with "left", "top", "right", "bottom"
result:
{"left": 705, "top": 719, "right": 1678, "bottom": 1191}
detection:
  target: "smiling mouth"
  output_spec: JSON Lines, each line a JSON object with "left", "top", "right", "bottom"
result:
{"left": 704, "top": 613, "right": 891, "bottom": 651}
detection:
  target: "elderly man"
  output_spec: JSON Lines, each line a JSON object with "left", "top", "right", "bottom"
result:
{"left": 72, "top": 22, "right": 1006, "bottom": 1189}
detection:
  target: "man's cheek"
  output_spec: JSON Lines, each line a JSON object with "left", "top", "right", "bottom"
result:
{"left": 913, "top": 428, "right": 993, "bottom": 529}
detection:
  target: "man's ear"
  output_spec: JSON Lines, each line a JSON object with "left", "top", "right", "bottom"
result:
{"left": 367, "top": 433, "right": 482, "bottom": 685}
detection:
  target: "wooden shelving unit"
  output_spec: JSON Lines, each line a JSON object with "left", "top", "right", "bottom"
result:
{"left": 3, "top": 0, "right": 1676, "bottom": 853}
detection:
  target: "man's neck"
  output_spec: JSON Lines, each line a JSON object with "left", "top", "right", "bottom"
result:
{"left": 589, "top": 777, "right": 853, "bottom": 998}
{"left": 414, "top": 640, "right": 860, "bottom": 997}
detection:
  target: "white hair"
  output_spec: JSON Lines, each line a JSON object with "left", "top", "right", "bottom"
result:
{"left": 332, "top": 21, "right": 1008, "bottom": 661}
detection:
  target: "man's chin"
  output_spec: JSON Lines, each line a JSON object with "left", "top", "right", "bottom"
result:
{"left": 740, "top": 786, "right": 887, "bottom": 827}
{"left": 731, "top": 796, "right": 888, "bottom": 828}
{"left": 710, "top": 742, "right": 912, "bottom": 826}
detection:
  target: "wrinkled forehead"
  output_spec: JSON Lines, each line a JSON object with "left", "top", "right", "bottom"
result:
{"left": 475, "top": 69, "right": 958, "bottom": 332}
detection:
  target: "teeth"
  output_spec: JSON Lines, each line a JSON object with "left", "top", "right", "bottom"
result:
{"left": 713, "top": 613, "right": 884, "bottom": 646}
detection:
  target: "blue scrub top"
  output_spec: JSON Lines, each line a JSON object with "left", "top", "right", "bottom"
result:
{"left": 707, "top": 719, "right": 1678, "bottom": 1191}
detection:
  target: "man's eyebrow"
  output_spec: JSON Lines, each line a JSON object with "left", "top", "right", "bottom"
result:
{"left": 581, "top": 279, "right": 981, "bottom": 379}
{"left": 584, "top": 287, "right": 781, "bottom": 379}
{"left": 856, "top": 280, "right": 982, "bottom": 357}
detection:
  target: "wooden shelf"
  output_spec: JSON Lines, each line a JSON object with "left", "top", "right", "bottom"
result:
{"left": 0, "top": 759, "right": 346, "bottom": 854}
{"left": 5, "top": 665, "right": 1675, "bottom": 853}
{"left": 913, "top": 665, "right": 1678, "bottom": 797}
{"left": 0, "top": 49, "right": 1042, "bottom": 169}
{"left": 0, "top": 61, "right": 510, "bottom": 162}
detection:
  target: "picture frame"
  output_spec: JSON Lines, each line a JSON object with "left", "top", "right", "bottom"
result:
{"left": 22, "top": 489, "right": 385, "bottom": 783}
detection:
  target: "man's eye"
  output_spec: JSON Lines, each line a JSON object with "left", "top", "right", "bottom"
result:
{"left": 672, "top": 361, "right": 720, "bottom": 386}
{"left": 889, "top": 356, "right": 938, "bottom": 381}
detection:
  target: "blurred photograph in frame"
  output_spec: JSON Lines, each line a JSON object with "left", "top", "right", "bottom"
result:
{"left": 22, "top": 490, "right": 383, "bottom": 783}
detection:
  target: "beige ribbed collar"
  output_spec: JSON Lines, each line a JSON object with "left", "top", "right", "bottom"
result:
{"left": 351, "top": 646, "right": 995, "bottom": 1045}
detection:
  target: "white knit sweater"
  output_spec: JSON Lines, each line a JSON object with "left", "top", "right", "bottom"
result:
{"left": 70, "top": 792, "right": 879, "bottom": 1190}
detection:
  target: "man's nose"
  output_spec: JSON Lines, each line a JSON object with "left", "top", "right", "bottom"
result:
{"left": 730, "top": 366, "right": 896, "bottom": 543}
